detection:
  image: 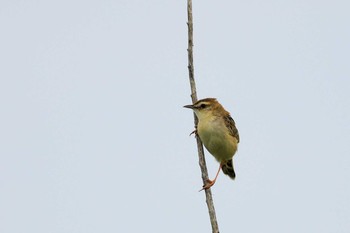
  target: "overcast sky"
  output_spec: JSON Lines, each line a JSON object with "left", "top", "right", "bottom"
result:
{"left": 1, "top": 0, "right": 349, "bottom": 232}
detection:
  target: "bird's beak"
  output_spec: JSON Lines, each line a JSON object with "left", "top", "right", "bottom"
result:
{"left": 183, "top": 104, "right": 195, "bottom": 109}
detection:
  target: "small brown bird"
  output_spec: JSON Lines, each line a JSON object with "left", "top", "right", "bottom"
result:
{"left": 184, "top": 98, "right": 239, "bottom": 190}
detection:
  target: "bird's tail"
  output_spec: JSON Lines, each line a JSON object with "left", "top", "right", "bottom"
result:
{"left": 222, "top": 159, "right": 236, "bottom": 179}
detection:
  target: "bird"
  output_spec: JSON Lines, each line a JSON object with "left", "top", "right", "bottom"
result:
{"left": 184, "top": 98, "right": 239, "bottom": 190}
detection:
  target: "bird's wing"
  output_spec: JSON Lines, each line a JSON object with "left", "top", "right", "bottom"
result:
{"left": 224, "top": 115, "right": 240, "bottom": 143}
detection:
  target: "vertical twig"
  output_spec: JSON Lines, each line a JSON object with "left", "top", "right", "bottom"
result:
{"left": 186, "top": 1, "right": 220, "bottom": 232}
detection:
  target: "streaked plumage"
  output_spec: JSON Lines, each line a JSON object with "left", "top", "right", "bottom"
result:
{"left": 184, "top": 98, "right": 239, "bottom": 189}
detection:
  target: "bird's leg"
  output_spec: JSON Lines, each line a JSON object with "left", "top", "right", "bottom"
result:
{"left": 199, "top": 163, "right": 222, "bottom": 191}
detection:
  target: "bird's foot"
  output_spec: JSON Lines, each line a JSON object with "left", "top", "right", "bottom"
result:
{"left": 189, "top": 129, "right": 197, "bottom": 136}
{"left": 199, "top": 179, "right": 215, "bottom": 192}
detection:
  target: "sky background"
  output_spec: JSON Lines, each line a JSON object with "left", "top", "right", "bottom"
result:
{"left": 1, "top": 0, "right": 350, "bottom": 232}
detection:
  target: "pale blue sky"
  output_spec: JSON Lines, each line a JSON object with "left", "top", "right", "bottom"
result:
{"left": 1, "top": 0, "right": 349, "bottom": 232}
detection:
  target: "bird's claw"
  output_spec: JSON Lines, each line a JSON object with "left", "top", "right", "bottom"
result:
{"left": 199, "top": 179, "right": 215, "bottom": 192}
{"left": 189, "top": 129, "right": 197, "bottom": 136}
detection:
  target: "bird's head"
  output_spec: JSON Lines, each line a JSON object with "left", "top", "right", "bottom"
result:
{"left": 184, "top": 98, "right": 221, "bottom": 120}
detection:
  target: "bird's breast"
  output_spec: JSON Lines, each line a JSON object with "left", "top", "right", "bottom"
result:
{"left": 197, "top": 118, "right": 237, "bottom": 162}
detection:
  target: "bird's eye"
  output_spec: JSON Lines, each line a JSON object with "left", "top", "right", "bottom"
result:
{"left": 200, "top": 104, "right": 206, "bottom": 108}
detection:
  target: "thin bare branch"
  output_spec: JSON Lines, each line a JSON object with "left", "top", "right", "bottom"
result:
{"left": 186, "top": 1, "right": 220, "bottom": 232}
